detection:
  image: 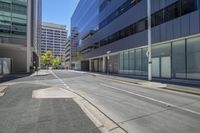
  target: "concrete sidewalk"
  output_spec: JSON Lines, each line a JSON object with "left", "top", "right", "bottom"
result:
{"left": 88, "top": 72, "right": 200, "bottom": 96}
{"left": 31, "top": 70, "right": 51, "bottom": 76}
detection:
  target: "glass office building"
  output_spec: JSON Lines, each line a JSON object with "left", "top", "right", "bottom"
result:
{"left": 0, "top": 0, "right": 42, "bottom": 73}
{"left": 73, "top": 0, "right": 200, "bottom": 80}
{"left": 0, "top": 0, "right": 27, "bottom": 42}
{"left": 71, "top": 0, "right": 99, "bottom": 70}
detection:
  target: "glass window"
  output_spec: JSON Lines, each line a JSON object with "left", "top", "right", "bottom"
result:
{"left": 12, "top": 17, "right": 26, "bottom": 24}
{"left": 0, "top": 10, "right": 11, "bottom": 16}
{"left": 136, "top": 19, "right": 146, "bottom": 33}
{"left": 152, "top": 43, "right": 171, "bottom": 57}
{"left": 0, "top": 15, "right": 11, "bottom": 22}
{"left": 124, "top": 51, "right": 129, "bottom": 74}
{"left": 181, "top": 0, "right": 198, "bottom": 15}
{"left": 100, "top": 0, "right": 109, "bottom": 12}
{"left": 129, "top": 50, "right": 135, "bottom": 74}
{"left": 154, "top": 10, "right": 164, "bottom": 26}
{"left": 0, "top": 24, "right": 10, "bottom": 33}
{"left": 135, "top": 48, "right": 142, "bottom": 75}
{"left": 187, "top": 37, "right": 200, "bottom": 79}
{"left": 119, "top": 52, "right": 124, "bottom": 73}
{"left": 12, "top": 4, "right": 27, "bottom": 15}
{"left": 142, "top": 48, "right": 148, "bottom": 76}
{"left": 172, "top": 40, "right": 186, "bottom": 78}
{"left": 164, "top": 2, "right": 180, "bottom": 22}
{"left": 12, "top": 13, "right": 26, "bottom": 19}
{"left": 0, "top": 1, "right": 11, "bottom": 12}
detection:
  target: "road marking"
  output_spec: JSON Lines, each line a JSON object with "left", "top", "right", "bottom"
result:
{"left": 50, "top": 70, "right": 200, "bottom": 116}
{"left": 50, "top": 70, "right": 70, "bottom": 89}
{"left": 50, "top": 70, "right": 128, "bottom": 133}
{"left": 100, "top": 83, "right": 200, "bottom": 116}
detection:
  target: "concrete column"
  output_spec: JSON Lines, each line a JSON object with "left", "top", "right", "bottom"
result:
{"left": 102, "top": 56, "right": 106, "bottom": 73}
{"left": 26, "top": 0, "right": 32, "bottom": 73}
{"left": 89, "top": 59, "right": 92, "bottom": 72}
{"left": 98, "top": 58, "right": 101, "bottom": 72}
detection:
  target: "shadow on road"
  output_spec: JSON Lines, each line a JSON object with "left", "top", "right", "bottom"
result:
{"left": 0, "top": 73, "right": 32, "bottom": 83}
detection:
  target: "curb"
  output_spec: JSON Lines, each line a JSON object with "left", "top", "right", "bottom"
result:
{"left": 161, "top": 86, "right": 200, "bottom": 96}
{"left": 0, "top": 85, "right": 7, "bottom": 97}
{"left": 71, "top": 91, "right": 127, "bottom": 133}
{"left": 88, "top": 73, "right": 200, "bottom": 96}
{"left": 74, "top": 97, "right": 127, "bottom": 133}
{"left": 50, "top": 71, "right": 127, "bottom": 133}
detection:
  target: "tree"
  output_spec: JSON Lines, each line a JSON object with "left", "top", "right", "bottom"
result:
{"left": 52, "top": 57, "right": 61, "bottom": 69}
{"left": 40, "top": 51, "right": 62, "bottom": 69}
{"left": 41, "top": 50, "right": 54, "bottom": 68}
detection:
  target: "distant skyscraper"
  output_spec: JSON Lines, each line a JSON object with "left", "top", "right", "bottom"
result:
{"left": 41, "top": 22, "right": 67, "bottom": 65}
{"left": 0, "top": 0, "right": 42, "bottom": 73}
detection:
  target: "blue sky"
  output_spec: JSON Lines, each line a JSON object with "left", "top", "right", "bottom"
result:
{"left": 42, "top": 0, "right": 80, "bottom": 35}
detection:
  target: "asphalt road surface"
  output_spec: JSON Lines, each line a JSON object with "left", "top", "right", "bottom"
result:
{"left": 0, "top": 82, "right": 100, "bottom": 133}
{"left": 1, "top": 70, "right": 200, "bottom": 133}
{"left": 45, "top": 70, "right": 200, "bottom": 133}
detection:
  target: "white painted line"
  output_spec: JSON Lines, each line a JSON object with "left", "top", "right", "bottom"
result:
{"left": 50, "top": 70, "right": 126, "bottom": 133}
{"left": 50, "top": 70, "right": 70, "bottom": 90}
{"left": 100, "top": 83, "right": 200, "bottom": 116}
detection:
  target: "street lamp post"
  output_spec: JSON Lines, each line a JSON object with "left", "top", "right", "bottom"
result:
{"left": 147, "top": 0, "right": 152, "bottom": 81}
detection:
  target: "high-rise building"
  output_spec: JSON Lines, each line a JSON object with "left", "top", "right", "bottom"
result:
{"left": 0, "top": 0, "right": 42, "bottom": 74}
{"left": 71, "top": 0, "right": 99, "bottom": 70}
{"left": 41, "top": 22, "right": 67, "bottom": 65}
{"left": 64, "top": 37, "right": 71, "bottom": 69}
{"left": 72, "top": 0, "right": 200, "bottom": 81}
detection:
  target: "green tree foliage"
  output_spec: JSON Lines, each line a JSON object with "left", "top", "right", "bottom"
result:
{"left": 52, "top": 57, "right": 61, "bottom": 69}
{"left": 41, "top": 51, "right": 54, "bottom": 67}
{"left": 40, "top": 51, "right": 61, "bottom": 69}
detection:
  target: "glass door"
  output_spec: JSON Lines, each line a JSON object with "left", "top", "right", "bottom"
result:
{"left": 152, "top": 57, "right": 160, "bottom": 77}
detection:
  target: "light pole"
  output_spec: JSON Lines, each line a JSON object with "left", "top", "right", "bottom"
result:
{"left": 147, "top": 0, "right": 152, "bottom": 81}
{"left": 106, "top": 51, "right": 111, "bottom": 75}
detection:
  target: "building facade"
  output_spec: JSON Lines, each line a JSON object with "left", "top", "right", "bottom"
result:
{"left": 71, "top": 0, "right": 99, "bottom": 70}
{"left": 64, "top": 37, "right": 71, "bottom": 69}
{"left": 0, "top": 0, "right": 42, "bottom": 74}
{"left": 72, "top": 0, "right": 200, "bottom": 81}
{"left": 41, "top": 22, "right": 67, "bottom": 65}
